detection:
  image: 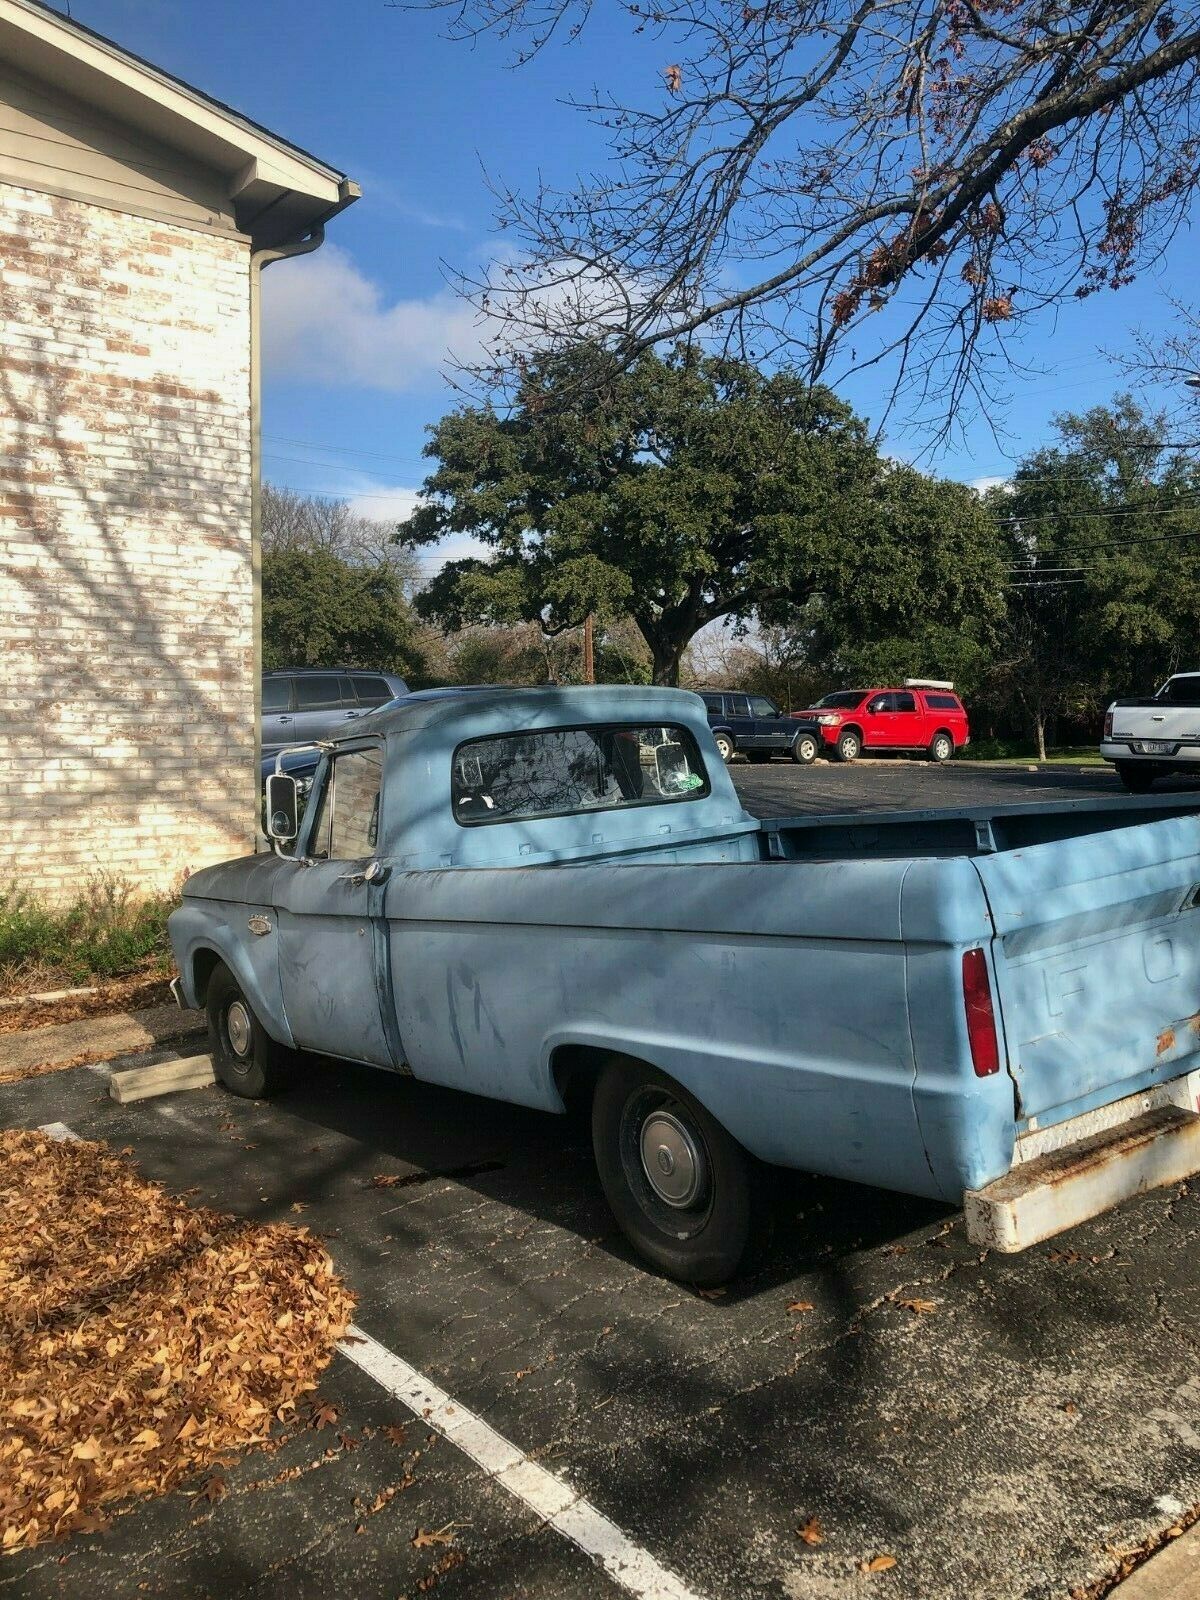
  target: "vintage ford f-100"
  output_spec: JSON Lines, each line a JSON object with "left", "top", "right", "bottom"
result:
{"left": 170, "top": 686, "right": 1200, "bottom": 1283}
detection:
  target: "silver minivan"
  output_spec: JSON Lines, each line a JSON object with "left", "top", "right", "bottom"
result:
{"left": 262, "top": 669, "right": 409, "bottom": 753}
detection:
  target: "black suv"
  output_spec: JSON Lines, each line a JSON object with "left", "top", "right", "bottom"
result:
{"left": 262, "top": 669, "right": 409, "bottom": 753}
{"left": 698, "top": 690, "right": 816, "bottom": 764}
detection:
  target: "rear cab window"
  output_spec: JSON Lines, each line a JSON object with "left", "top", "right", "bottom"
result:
{"left": 452, "top": 724, "right": 710, "bottom": 825}
{"left": 924, "top": 693, "right": 962, "bottom": 710}
{"left": 1158, "top": 676, "right": 1200, "bottom": 706}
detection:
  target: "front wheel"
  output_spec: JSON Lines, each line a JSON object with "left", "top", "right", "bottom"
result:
{"left": 592, "top": 1057, "right": 751, "bottom": 1285}
{"left": 1115, "top": 761, "right": 1159, "bottom": 794}
{"left": 713, "top": 731, "right": 735, "bottom": 763}
{"left": 206, "top": 962, "right": 293, "bottom": 1099}
{"left": 835, "top": 729, "right": 861, "bottom": 763}
{"left": 928, "top": 732, "right": 954, "bottom": 764}
{"left": 791, "top": 732, "right": 818, "bottom": 765}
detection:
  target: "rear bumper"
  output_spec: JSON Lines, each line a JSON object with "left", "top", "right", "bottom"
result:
{"left": 1102, "top": 739, "right": 1200, "bottom": 764}
{"left": 964, "top": 1070, "right": 1200, "bottom": 1251}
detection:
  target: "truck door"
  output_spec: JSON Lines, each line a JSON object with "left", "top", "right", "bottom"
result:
{"left": 725, "top": 693, "right": 756, "bottom": 746}
{"left": 887, "top": 690, "right": 922, "bottom": 749}
{"left": 862, "top": 692, "right": 896, "bottom": 748}
{"left": 273, "top": 743, "right": 399, "bottom": 1069}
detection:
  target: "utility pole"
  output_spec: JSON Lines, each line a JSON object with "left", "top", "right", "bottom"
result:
{"left": 583, "top": 614, "right": 595, "bottom": 684}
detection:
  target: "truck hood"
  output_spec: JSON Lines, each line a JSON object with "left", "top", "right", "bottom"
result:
{"left": 182, "top": 853, "right": 289, "bottom": 906}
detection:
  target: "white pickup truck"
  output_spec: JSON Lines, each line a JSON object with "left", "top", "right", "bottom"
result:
{"left": 1102, "top": 672, "right": 1200, "bottom": 791}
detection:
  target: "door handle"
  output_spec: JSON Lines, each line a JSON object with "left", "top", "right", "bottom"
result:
{"left": 337, "top": 859, "right": 389, "bottom": 886}
{"left": 343, "top": 711, "right": 360, "bottom": 719}
{"left": 278, "top": 715, "right": 293, "bottom": 723}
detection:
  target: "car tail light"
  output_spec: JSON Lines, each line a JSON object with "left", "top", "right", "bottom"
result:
{"left": 1104, "top": 710, "right": 1113, "bottom": 738}
{"left": 962, "top": 948, "right": 1000, "bottom": 1077}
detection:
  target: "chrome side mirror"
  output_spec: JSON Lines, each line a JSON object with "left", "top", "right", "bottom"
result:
{"left": 265, "top": 773, "right": 300, "bottom": 843}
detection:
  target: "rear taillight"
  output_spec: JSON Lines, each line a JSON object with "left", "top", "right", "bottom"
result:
{"left": 1104, "top": 710, "right": 1113, "bottom": 738}
{"left": 962, "top": 948, "right": 1000, "bottom": 1077}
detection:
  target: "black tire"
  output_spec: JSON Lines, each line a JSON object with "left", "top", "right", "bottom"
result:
{"left": 836, "top": 728, "right": 861, "bottom": 763}
{"left": 1116, "top": 761, "right": 1159, "bottom": 794}
{"left": 592, "top": 1057, "right": 751, "bottom": 1286}
{"left": 747, "top": 750, "right": 772, "bottom": 763}
{"left": 791, "top": 731, "right": 818, "bottom": 765}
{"left": 206, "top": 962, "right": 292, "bottom": 1099}
{"left": 713, "top": 731, "right": 735, "bottom": 763}
{"left": 928, "top": 731, "right": 954, "bottom": 764}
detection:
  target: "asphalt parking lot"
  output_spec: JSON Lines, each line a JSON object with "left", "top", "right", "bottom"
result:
{"left": 3, "top": 763, "right": 1199, "bottom": 1600}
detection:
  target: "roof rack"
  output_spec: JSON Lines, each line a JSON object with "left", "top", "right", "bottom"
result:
{"left": 904, "top": 678, "right": 955, "bottom": 691}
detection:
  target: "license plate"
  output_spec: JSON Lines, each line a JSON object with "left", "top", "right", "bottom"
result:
{"left": 1139, "top": 740, "right": 1172, "bottom": 755}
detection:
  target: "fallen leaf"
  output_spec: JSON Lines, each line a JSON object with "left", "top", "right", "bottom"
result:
{"left": 788, "top": 1301, "right": 815, "bottom": 1314}
{"left": 412, "top": 1522, "right": 461, "bottom": 1549}
{"left": 372, "top": 1173, "right": 406, "bottom": 1189}
{"left": 383, "top": 1424, "right": 409, "bottom": 1447}
{"left": 309, "top": 1400, "right": 339, "bottom": 1431}
{"left": 797, "top": 1515, "right": 824, "bottom": 1546}
{"left": 1061, "top": 1401, "right": 1079, "bottom": 1416}
{"left": 860, "top": 1554, "right": 898, "bottom": 1573}
{"left": 696, "top": 1287, "right": 726, "bottom": 1300}
{"left": 897, "top": 1298, "right": 937, "bottom": 1315}
{"left": 71, "top": 1437, "right": 101, "bottom": 1462}
{"left": 290, "top": 1202, "right": 307, "bottom": 1214}
{"left": 194, "top": 1475, "right": 226, "bottom": 1504}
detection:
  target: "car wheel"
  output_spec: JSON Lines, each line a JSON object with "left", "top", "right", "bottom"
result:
{"left": 928, "top": 732, "right": 954, "bottom": 764}
{"left": 836, "top": 729, "right": 861, "bottom": 763}
{"left": 713, "top": 732, "right": 735, "bottom": 763}
{"left": 206, "top": 962, "right": 292, "bottom": 1099}
{"left": 592, "top": 1057, "right": 751, "bottom": 1286}
{"left": 791, "top": 732, "right": 818, "bottom": 765}
{"left": 1115, "top": 761, "right": 1159, "bottom": 794}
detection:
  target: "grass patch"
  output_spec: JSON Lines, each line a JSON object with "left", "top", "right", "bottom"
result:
{"left": 960, "top": 738, "right": 1104, "bottom": 765}
{"left": 0, "top": 877, "right": 174, "bottom": 997}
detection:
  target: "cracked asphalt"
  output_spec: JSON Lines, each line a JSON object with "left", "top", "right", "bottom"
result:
{"left": 3, "top": 763, "right": 1199, "bottom": 1600}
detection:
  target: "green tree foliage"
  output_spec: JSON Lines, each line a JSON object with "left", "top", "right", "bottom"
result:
{"left": 262, "top": 548, "right": 425, "bottom": 678}
{"left": 985, "top": 397, "right": 1200, "bottom": 754}
{"left": 406, "top": 344, "right": 1008, "bottom": 687}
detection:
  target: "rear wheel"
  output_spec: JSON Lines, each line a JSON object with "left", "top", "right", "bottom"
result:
{"left": 791, "top": 732, "right": 818, "bottom": 765}
{"left": 592, "top": 1057, "right": 751, "bottom": 1286}
{"left": 1116, "top": 761, "right": 1159, "bottom": 793}
{"left": 713, "top": 731, "right": 735, "bottom": 763}
{"left": 206, "top": 963, "right": 292, "bottom": 1099}
{"left": 836, "top": 728, "right": 861, "bottom": 763}
{"left": 928, "top": 731, "right": 954, "bottom": 764}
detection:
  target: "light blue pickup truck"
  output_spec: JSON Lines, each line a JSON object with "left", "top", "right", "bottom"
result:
{"left": 170, "top": 686, "right": 1200, "bottom": 1283}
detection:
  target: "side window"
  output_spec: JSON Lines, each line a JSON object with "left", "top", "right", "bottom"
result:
{"left": 262, "top": 678, "right": 291, "bottom": 712}
{"left": 701, "top": 694, "right": 723, "bottom": 714}
{"left": 727, "top": 695, "right": 752, "bottom": 717}
{"left": 354, "top": 676, "right": 394, "bottom": 707}
{"left": 893, "top": 692, "right": 917, "bottom": 712}
{"left": 749, "top": 695, "right": 778, "bottom": 717}
{"left": 925, "top": 693, "right": 961, "bottom": 710}
{"left": 308, "top": 747, "right": 384, "bottom": 861}
{"left": 295, "top": 674, "right": 342, "bottom": 711}
{"left": 868, "top": 693, "right": 894, "bottom": 713}
{"left": 338, "top": 676, "right": 360, "bottom": 707}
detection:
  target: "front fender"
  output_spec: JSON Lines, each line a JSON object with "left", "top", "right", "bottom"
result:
{"left": 168, "top": 901, "right": 295, "bottom": 1049}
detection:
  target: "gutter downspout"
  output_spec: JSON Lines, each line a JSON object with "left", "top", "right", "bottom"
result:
{"left": 247, "top": 179, "right": 359, "bottom": 844}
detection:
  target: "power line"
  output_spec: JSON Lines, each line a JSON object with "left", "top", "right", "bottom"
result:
{"left": 993, "top": 497, "right": 1200, "bottom": 527}
{"left": 263, "top": 434, "right": 429, "bottom": 470}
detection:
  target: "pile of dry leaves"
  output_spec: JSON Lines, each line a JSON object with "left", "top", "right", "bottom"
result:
{"left": 0, "top": 1129, "right": 355, "bottom": 1553}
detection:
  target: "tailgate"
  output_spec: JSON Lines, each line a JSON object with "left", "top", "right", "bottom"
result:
{"left": 973, "top": 812, "right": 1200, "bottom": 1122}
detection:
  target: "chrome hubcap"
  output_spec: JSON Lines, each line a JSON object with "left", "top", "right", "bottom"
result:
{"left": 226, "top": 999, "right": 252, "bottom": 1059}
{"left": 640, "top": 1110, "right": 704, "bottom": 1208}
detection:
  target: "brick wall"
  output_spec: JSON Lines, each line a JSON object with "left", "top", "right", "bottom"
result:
{"left": 0, "top": 182, "right": 256, "bottom": 902}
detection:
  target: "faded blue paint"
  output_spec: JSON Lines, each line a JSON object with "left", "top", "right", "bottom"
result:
{"left": 169, "top": 686, "right": 1200, "bottom": 1207}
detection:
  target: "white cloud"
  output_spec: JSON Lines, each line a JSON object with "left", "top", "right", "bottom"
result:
{"left": 261, "top": 244, "right": 488, "bottom": 393}
{"left": 344, "top": 480, "right": 491, "bottom": 583}
{"left": 970, "top": 474, "right": 1012, "bottom": 493}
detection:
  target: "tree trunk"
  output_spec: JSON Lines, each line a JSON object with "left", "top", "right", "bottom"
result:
{"left": 651, "top": 644, "right": 682, "bottom": 686}
{"left": 1035, "top": 714, "right": 1047, "bottom": 763}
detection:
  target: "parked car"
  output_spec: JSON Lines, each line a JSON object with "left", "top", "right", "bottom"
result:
{"left": 699, "top": 690, "right": 817, "bottom": 764}
{"left": 262, "top": 669, "right": 408, "bottom": 753}
{"left": 790, "top": 680, "right": 969, "bottom": 763}
{"left": 1102, "top": 672, "right": 1200, "bottom": 792}
{"left": 171, "top": 685, "right": 1200, "bottom": 1285}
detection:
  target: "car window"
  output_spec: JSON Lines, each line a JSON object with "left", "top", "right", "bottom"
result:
{"left": 354, "top": 676, "right": 395, "bottom": 707}
{"left": 262, "top": 678, "right": 291, "bottom": 712}
{"left": 452, "top": 724, "right": 710, "bottom": 825}
{"left": 727, "top": 695, "right": 752, "bottom": 717}
{"left": 893, "top": 692, "right": 917, "bottom": 712}
{"left": 338, "top": 676, "right": 360, "bottom": 706}
{"left": 749, "top": 696, "right": 778, "bottom": 717}
{"left": 1158, "top": 676, "right": 1200, "bottom": 706}
{"left": 869, "top": 693, "right": 895, "bottom": 712}
{"left": 295, "top": 674, "right": 342, "bottom": 711}
{"left": 308, "top": 747, "right": 383, "bottom": 860}
{"left": 925, "top": 693, "right": 961, "bottom": 709}
{"left": 816, "top": 691, "right": 867, "bottom": 709}
{"left": 701, "top": 694, "right": 723, "bottom": 714}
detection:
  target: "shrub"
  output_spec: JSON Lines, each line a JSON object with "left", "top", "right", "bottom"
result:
{"left": 0, "top": 877, "right": 174, "bottom": 994}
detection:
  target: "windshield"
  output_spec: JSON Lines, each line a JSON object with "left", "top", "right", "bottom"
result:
{"left": 814, "top": 691, "right": 867, "bottom": 710}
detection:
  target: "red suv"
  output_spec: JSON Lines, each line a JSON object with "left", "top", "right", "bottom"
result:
{"left": 790, "top": 681, "right": 969, "bottom": 763}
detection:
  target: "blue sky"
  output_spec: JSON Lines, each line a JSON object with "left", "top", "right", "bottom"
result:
{"left": 73, "top": 0, "right": 1198, "bottom": 568}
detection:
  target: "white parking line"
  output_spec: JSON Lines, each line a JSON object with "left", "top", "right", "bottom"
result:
{"left": 340, "top": 1326, "right": 701, "bottom": 1600}
{"left": 35, "top": 1123, "right": 701, "bottom": 1600}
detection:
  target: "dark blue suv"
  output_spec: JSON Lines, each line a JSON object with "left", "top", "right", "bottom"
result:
{"left": 698, "top": 690, "right": 817, "bottom": 765}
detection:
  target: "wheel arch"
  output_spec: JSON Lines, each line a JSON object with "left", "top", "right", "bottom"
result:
{"left": 546, "top": 1036, "right": 725, "bottom": 1129}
